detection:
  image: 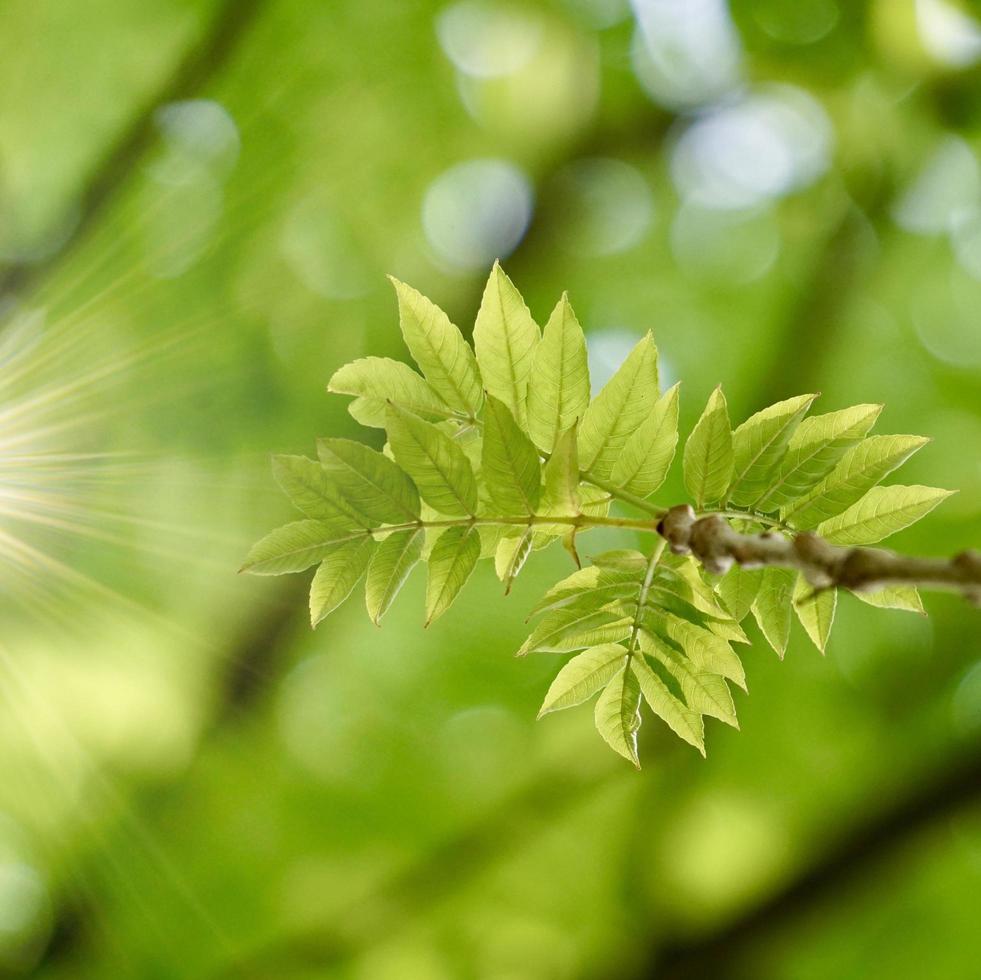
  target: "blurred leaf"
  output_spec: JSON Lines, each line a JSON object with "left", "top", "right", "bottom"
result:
{"left": 425, "top": 525, "right": 480, "bottom": 625}
{"left": 683, "top": 385, "right": 733, "bottom": 508}
{"left": 385, "top": 405, "right": 477, "bottom": 516}
{"left": 578, "top": 332, "right": 659, "bottom": 480}
{"left": 473, "top": 262, "right": 540, "bottom": 430}
{"left": 816, "top": 485, "right": 954, "bottom": 545}
{"left": 727, "top": 393, "right": 817, "bottom": 506}
{"left": 390, "top": 277, "right": 482, "bottom": 416}
{"left": 526, "top": 293, "right": 590, "bottom": 452}
{"left": 611, "top": 382, "right": 680, "bottom": 497}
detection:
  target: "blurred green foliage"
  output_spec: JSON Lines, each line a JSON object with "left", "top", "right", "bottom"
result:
{"left": 0, "top": 0, "right": 979, "bottom": 977}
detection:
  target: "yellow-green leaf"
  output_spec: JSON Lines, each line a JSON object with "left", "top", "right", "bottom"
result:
{"left": 853, "top": 585, "right": 925, "bottom": 614}
{"left": 272, "top": 454, "right": 370, "bottom": 527}
{"left": 594, "top": 665, "right": 642, "bottom": 767}
{"left": 385, "top": 405, "right": 478, "bottom": 516}
{"left": 425, "top": 525, "right": 480, "bottom": 625}
{"left": 390, "top": 277, "right": 482, "bottom": 416}
{"left": 727, "top": 393, "right": 818, "bottom": 506}
{"left": 481, "top": 395, "right": 541, "bottom": 515}
{"left": 816, "top": 484, "right": 954, "bottom": 545}
{"left": 538, "top": 643, "right": 626, "bottom": 717}
{"left": 241, "top": 520, "right": 360, "bottom": 575}
{"left": 579, "top": 332, "right": 659, "bottom": 480}
{"left": 631, "top": 654, "right": 705, "bottom": 754}
{"left": 327, "top": 356, "right": 453, "bottom": 425}
{"left": 683, "top": 385, "right": 733, "bottom": 508}
{"left": 751, "top": 566, "right": 796, "bottom": 657}
{"left": 495, "top": 526, "right": 534, "bottom": 594}
{"left": 793, "top": 575, "right": 836, "bottom": 654}
{"left": 611, "top": 382, "right": 679, "bottom": 497}
{"left": 526, "top": 293, "right": 590, "bottom": 452}
{"left": 310, "top": 537, "right": 374, "bottom": 626}
{"left": 473, "top": 262, "right": 540, "bottom": 429}
{"left": 365, "top": 527, "right": 423, "bottom": 624}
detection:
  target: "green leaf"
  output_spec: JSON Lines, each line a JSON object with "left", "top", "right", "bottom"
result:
{"left": 519, "top": 601, "right": 632, "bottom": 655}
{"left": 538, "top": 643, "right": 626, "bottom": 717}
{"left": 756, "top": 403, "right": 882, "bottom": 511}
{"left": 639, "top": 633, "right": 738, "bottom": 727}
{"left": 365, "top": 527, "right": 423, "bottom": 624}
{"left": 782, "top": 435, "right": 929, "bottom": 528}
{"left": 540, "top": 421, "right": 581, "bottom": 518}
{"left": 853, "top": 585, "right": 925, "bottom": 614}
{"left": 473, "top": 263, "right": 540, "bottom": 429}
{"left": 327, "top": 356, "right": 453, "bottom": 425}
{"left": 611, "top": 382, "right": 680, "bottom": 497}
{"left": 717, "top": 564, "right": 763, "bottom": 622}
{"left": 495, "top": 527, "right": 534, "bottom": 594}
{"left": 481, "top": 395, "right": 541, "bottom": 514}
{"left": 631, "top": 654, "right": 705, "bottom": 755}
{"left": 390, "top": 277, "right": 482, "bottom": 417}
{"left": 309, "top": 537, "right": 374, "bottom": 626}
{"left": 272, "top": 454, "right": 370, "bottom": 526}
{"left": 815, "top": 485, "right": 954, "bottom": 545}
{"left": 594, "top": 665, "right": 642, "bottom": 767}
{"left": 579, "top": 332, "right": 659, "bottom": 480}
{"left": 683, "top": 386, "right": 733, "bottom": 508}
{"left": 727, "top": 393, "right": 818, "bottom": 506}
{"left": 793, "top": 576, "right": 836, "bottom": 654}
{"left": 751, "top": 566, "right": 796, "bottom": 657}
{"left": 657, "top": 615, "right": 746, "bottom": 690}
{"left": 425, "top": 525, "right": 480, "bottom": 625}
{"left": 317, "top": 438, "right": 421, "bottom": 525}
{"left": 526, "top": 293, "right": 590, "bottom": 452}
{"left": 242, "top": 520, "right": 359, "bottom": 575}
{"left": 385, "top": 405, "right": 478, "bottom": 516}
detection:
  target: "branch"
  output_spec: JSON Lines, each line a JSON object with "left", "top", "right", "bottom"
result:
{"left": 657, "top": 504, "right": 981, "bottom": 604}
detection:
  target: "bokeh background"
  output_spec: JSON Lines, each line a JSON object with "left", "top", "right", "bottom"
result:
{"left": 0, "top": 0, "right": 980, "bottom": 976}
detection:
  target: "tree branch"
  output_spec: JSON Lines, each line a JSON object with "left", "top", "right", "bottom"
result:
{"left": 657, "top": 504, "right": 981, "bottom": 604}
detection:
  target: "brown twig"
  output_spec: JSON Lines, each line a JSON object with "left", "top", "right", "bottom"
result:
{"left": 657, "top": 504, "right": 981, "bottom": 604}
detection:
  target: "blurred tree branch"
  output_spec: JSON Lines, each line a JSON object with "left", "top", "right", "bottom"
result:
{"left": 0, "top": 0, "right": 266, "bottom": 302}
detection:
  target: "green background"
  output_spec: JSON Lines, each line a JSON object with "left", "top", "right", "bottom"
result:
{"left": 0, "top": 0, "right": 979, "bottom": 976}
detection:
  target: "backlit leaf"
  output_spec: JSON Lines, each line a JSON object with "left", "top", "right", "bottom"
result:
{"left": 425, "top": 525, "right": 480, "bottom": 625}
{"left": 594, "top": 665, "right": 642, "bottom": 767}
{"left": 473, "top": 262, "right": 540, "bottom": 429}
{"left": 317, "top": 438, "right": 421, "bottom": 525}
{"left": 327, "top": 356, "right": 453, "bottom": 425}
{"left": 816, "top": 484, "right": 953, "bottom": 545}
{"left": 793, "top": 575, "right": 836, "bottom": 653}
{"left": 495, "top": 527, "right": 534, "bottom": 594}
{"left": 310, "top": 537, "right": 374, "bottom": 626}
{"left": 242, "top": 520, "right": 360, "bottom": 575}
{"left": 751, "top": 566, "right": 796, "bottom": 657}
{"left": 631, "top": 654, "right": 705, "bottom": 754}
{"left": 526, "top": 293, "right": 590, "bottom": 452}
{"left": 385, "top": 405, "right": 478, "bottom": 516}
{"left": 272, "top": 454, "right": 370, "bottom": 526}
{"left": 390, "top": 277, "right": 482, "bottom": 416}
{"left": 853, "top": 584, "right": 925, "bottom": 614}
{"left": 578, "top": 332, "right": 659, "bottom": 480}
{"left": 611, "top": 382, "right": 680, "bottom": 497}
{"left": 365, "top": 527, "right": 423, "bottom": 624}
{"left": 481, "top": 395, "right": 541, "bottom": 514}
{"left": 756, "top": 403, "right": 882, "bottom": 511}
{"left": 717, "top": 564, "right": 764, "bottom": 622}
{"left": 539, "top": 421, "right": 580, "bottom": 518}
{"left": 727, "top": 393, "right": 818, "bottom": 506}
{"left": 538, "top": 643, "right": 626, "bottom": 717}
{"left": 683, "top": 386, "right": 733, "bottom": 508}
{"left": 782, "top": 435, "right": 929, "bottom": 528}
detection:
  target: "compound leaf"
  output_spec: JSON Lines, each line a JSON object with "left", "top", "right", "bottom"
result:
{"left": 751, "top": 566, "right": 797, "bottom": 657}
{"left": 816, "top": 484, "right": 953, "bottom": 546}
{"left": 272, "top": 454, "right": 371, "bottom": 527}
{"left": 631, "top": 654, "right": 705, "bottom": 754}
{"left": 310, "top": 537, "right": 374, "bottom": 626}
{"left": 594, "top": 665, "right": 642, "bottom": 767}
{"left": 611, "top": 382, "right": 679, "bottom": 497}
{"left": 242, "top": 520, "right": 360, "bottom": 575}
{"left": 538, "top": 643, "right": 626, "bottom": 717}
{"left": 481, "top": 395, "right": 541, "bottom": 515}
{"left": 327, "top": 356, "right": 453, "bottom": 425}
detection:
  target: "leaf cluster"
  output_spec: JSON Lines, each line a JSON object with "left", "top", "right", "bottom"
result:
{"left": 243, "top": 266, "right": 950, "bottom": 764}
